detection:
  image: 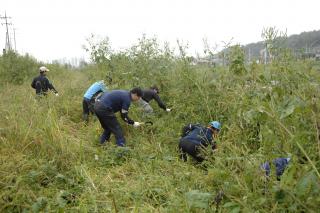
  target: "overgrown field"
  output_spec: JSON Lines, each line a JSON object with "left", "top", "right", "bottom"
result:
{"left": 1, "top": 46, "right": 320, "bottom": 212}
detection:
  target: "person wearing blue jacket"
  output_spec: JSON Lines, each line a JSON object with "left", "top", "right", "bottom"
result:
{"left": 94, "top": 87, "right": 143, "bottom": 147}
{"left": 83, "top": 80, "right": 108, "bottom": 122}
{"left": 179, "top": 121, "right": 221, "bottom": 162}
{"left": 260, "top": 157, "right": 291, "bottom": 180}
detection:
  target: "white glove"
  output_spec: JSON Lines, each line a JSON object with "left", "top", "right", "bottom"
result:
{"left": 166, "top": 108, "right": 171, "bottom": 112}
{"left": 55, "top": 93, "right": 59, "bottom": 97}
{"left": 133, "top": 122, "right": 141, "bottom": 128}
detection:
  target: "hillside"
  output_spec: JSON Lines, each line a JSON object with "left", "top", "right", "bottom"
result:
{"left": 242, "top": 29, "right": 320, "bottom": 60}
{"left": 0, "top": 43, "right": 320, "bottom": 212}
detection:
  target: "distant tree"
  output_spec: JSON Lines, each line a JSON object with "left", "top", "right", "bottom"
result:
{"left": 228, "top": 45, "right": 246, "bottom": 75}
{"left": 0, "top": 51, "right": 38, "bottom": 84}
{"left": 83, "top": 34, "right": 113, "bottom": 79}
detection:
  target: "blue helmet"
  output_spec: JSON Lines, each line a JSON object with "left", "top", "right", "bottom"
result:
{"left": 209, "top": 121, "right": 221, "bottom": 131}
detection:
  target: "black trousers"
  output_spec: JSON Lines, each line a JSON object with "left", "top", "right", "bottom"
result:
{"left": 179, "top": 139, "right": 205, "bottom": 162}
{"left": 94, "top": 101, "right": 126, "bottom": 146}
{"left": 83, "top": 98, "right": 95, "bottom": 114}
{"left": 82, "top": 98, "right": 95, "bottom": 121}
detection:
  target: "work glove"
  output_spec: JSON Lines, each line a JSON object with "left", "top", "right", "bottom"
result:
{"left": 133, "top": 122, "right": 141, "bottom": 128}
{"left": 55, "top": 93, "right": 59, "bottom": 97}
{"left": 166, "top": 108, "right": 171, "bottom": 112}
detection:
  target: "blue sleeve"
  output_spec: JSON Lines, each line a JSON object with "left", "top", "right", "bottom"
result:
{"left": 100, "top": 84, "right": 108, "bottom": 93}
{"left": 122, "top": 101, "right": 130, "bottom": 111}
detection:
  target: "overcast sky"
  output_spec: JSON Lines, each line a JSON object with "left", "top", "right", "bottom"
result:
{"left": 1, "top": 0, "right": 319, "bottom": 62}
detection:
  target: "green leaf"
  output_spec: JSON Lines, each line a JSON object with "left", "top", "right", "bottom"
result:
{"left": 185, "top": 190, "right": 212, "bottom": 209}
{"left": 223, "top": 202, "right": 238, "bottom": 208}
{"left": 32, "top": 197, "right": 47, "bottom": 212}
{"left": 280, "top": 103, "right": 295, "bottom": 119}
{"left": 279, "top": 96, "right": 304, "bottom": 119}
{"left": 274, "top": 189, "right": 286, "bottom": 203}
{"left": 56, "top": 190, "right": 72, "bottom": 208}
{"left": 230, "top": 206, "right": 241, "bottom": 213}
{"left": 256, "top": 197, "right": 266, "bottom": 205}
{"left": 295, "top": 171, "right": 320, "bottom": 196}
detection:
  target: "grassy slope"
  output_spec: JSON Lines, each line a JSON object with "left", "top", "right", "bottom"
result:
{"left": 0, "top": 62, "right": 320, "bottom": 212}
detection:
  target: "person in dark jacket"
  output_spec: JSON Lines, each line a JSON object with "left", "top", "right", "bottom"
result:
{"left": 94, "top": 87, "right": 143, "bottom": 147}
{"left": 82, "top": 80, "right": 108, "bottom": 122}
{"left": 31, "top": 66, "right": 58, "bottom": 96}
{"left": 139, "top": 85, "right": 171, "bottom": 114}
{"left": 179, "top": 121, "right": 221, "bottom": 163}
{"left": 260, "top": 157, "right": 291, "bottom": 180}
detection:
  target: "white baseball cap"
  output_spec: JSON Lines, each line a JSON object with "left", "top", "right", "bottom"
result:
{"left": 39, "top": 66, "right": 50, "bottom": 72}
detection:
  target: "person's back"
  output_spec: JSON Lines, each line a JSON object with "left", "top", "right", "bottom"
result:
{"left": 142, "top": 89, "right": 157, "bottom": 102}
{"left": 82, "top": 80, "right": 108, "bottom": 122}
{"left": 84, "top": 81, "right": 107, "bottom": 100}
{"left": 31, "top": 74, "right": 48, "bottom": 94}
{"left": 99, "top": 90, "right": 131, "bottom": 113}
{"left": 182, "top": 125, "right": 213, "bottom": 146}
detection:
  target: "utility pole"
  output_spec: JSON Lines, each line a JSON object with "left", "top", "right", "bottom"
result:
{"left": 13, "top": 27, "right": 17, "bottom": 52}
{"left": 0, "top": 11, "right": 12, "bottom": 52}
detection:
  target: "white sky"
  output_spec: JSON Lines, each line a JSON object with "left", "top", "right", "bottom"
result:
{"left": 1, "top": 0, "right": 319, "bottom": 62}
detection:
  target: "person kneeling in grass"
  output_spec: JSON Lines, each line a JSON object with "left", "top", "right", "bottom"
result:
{"left": 179, "top": 121, "right": 221, "bottom": 163}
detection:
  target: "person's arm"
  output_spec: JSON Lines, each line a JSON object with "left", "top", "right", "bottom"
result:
{"left": 94, "top": 92, "right": 103, "bottom": 101}
{"left": 101, "top": 84, "right": 108, "bottom": 93}
{"left": 31, "top": 78, "right": 36, "bottom": 89}
{"left": 153, "top": 93, "right": 167, "bottom": 110}
{"left": 46, "top": 78, "right": 58, "bottom": 94}
{"left": 120, "top": 100, "right": 134, "bottom": 124}
{"left": 120, "top": 109, "right": 134, "bottom": 125}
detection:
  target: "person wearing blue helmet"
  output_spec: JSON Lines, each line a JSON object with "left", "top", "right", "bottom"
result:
{"left": 83, "top": 80, "right": 108, "bottom": 122}
{"left": 179, "top": 121, "right": 221, "bottom": 163}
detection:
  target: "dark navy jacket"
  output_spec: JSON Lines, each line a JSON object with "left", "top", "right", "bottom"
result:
{"left": 97, "top": 90, "right": 134, "bottom": 124}
{"left": 31, "top": 74, "right": 58, "bottom": 94}
{"left": 181, "top": 124, "right": 216, "bottom": 148}
{"left": 99, "top": 90, "right": 131, "bottom": 113}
